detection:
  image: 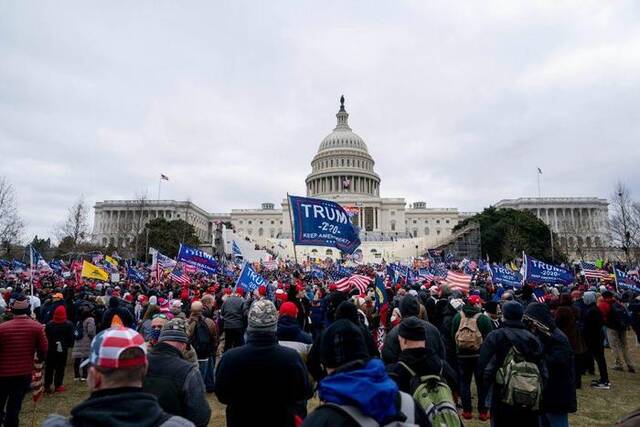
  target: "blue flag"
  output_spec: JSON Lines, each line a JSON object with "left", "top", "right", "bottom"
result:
{"left": 488, "top": 263, "right": 523, "bottom": 288}
{"left": 49, "top": 260, "right": 64, "bottom": 273}
{"left": 374, "top": 275, "right": 388, "bottom": 308}
{"left": 232, "top": 240, "right": 243, "bottom": 257}
{"left": 0, "top": 259, "right": 10, "bottom": 269}
{"left": 236, "top": 262, "right": 267, "bottom": 292}
{"left": 311, "top": 267, "right": 325, "bottom": 279}
{"left": 288, "top": 195, "right": 361, "bottom": 254}
{"left": 615, "top": 268, "right": 640, "bottom": 292}
{"left": 176, "top": 244, "right": 218, "bottom": 275}
{"left": 127, "top": 266, "right": 146, "bottom": 283}
{"left": 30, "top": 246, "right": 49, "bottom": 269}
{"left": 523, "top": 254, "right": 574, "bottom": 285}
{"left": 12, "top": 259, "right": 27, "bottom": 271}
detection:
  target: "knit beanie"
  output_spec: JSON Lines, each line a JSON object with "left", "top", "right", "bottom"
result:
{"left": 247, "top": 299, "right": 278, "bottom": 333}
{"left": 335, "top": 301, "right": 359, "bottom": 325}
{"left": 53, "top": 305, "right": 67, "bottom": 323}
{"left": 278, "top": 301, "right": 298, "bottom": 318}
{"left": 158, "top": 318, "right": 189, "bottom": 343}
{"left": 523, "top": 302, "right": 555, "bottom": 333}
{"left": 502, "top": 301, "right": 524, "bottom": 321}
{"left": 399, "top": 294, "right": 420, "bottom": 317}
{"left": 398, "top": 317, "right": 424, "bottom": 341}
{"left": 320, "top": 319, "right": 369, "bottom": 369}
{"left": 484, "top": 301, "right": 499, "bottom": 315}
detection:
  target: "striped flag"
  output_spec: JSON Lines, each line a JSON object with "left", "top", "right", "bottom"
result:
{"left": 580, "top": 261, "right": 608, "bottom": 280}
{"left": 334, "top": 274, "right": 373, "bottom": 294}
{"left": 533, "top": 288, "right": 546, "bottom": 303}
{"left": 31, "top": 358, "right": 44, "bottom": 402}
{"left": 444, "top": 270, "right": 472, "bottom": 293}
{"left": 169, "top": 266, "right": 191, "bottom": 285}
{"left": 232, "top": 240, "right": 243, "bottom": 257}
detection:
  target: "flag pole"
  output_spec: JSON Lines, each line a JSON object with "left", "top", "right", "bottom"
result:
{"left": 286, "top": 193, "right": 299, "bottom": 265}
{"left": 29, "top": 244, "right": 34, "bottom": 298}
{"left": 157, "top": 176, "right": 162, "bottom": 201}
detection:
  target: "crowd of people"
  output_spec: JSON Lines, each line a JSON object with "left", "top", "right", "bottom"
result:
{"left": 0, "top": 256, "right": 639, "bottom": 427}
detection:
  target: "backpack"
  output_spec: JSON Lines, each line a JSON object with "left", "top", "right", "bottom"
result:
{"left": 609, "top": 302, "right": 631, "bottom": 331}
{"left": 320, "top": 391, "right": 418, "bottom": 426}
{"left": 495, "top": 329, "right": 542, "bottom": 411}
{"left": 190, "top": 318, "right": 212, "bottom": 358}
{"left": 455, "top": 312, "right": 483, "bottom": 352}
{"left": 400, "top": 362, "right": 461, "bottom": 427}
{"left": 73, "top": 320, "right": 84, "bottom": 341}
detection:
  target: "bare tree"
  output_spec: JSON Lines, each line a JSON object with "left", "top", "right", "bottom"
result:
{"left": 56, "top": 196, "right": 90, "bottom": 249}
{"left": 0, "top": 177, "right": 24, "bottom": 252}
{"left": 132, "top": 192, "right": 148, "bottom": 256}
{"left": 609, "top": 182, "right": 640, "bottom": 263}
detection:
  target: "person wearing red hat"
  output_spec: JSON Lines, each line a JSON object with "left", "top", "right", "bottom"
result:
{"left": 44, "top": 305, "right": 74, "bottom": 393}
{"left": 277, "top": 302, "right": 312, "bottom": 358}
{"left": 451, "top": 294, "right": 494, "bottom": 421}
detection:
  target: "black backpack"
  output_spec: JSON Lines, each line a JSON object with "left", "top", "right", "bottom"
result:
{"left": 609, "top": 303, "right": 631, "bottom": 331}
{"left": 190, "top": 318, "right": 212, "bottom": 358}
{"left": 73, "top": 320, "right": 84, "bottom": 340}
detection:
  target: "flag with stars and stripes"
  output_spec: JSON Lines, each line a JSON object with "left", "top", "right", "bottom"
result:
{"left": 580, "top": 261, "right": 609, "bottom": 281}
{"left": 334, "top": 274, "right": 373, "bottom": 294}
{"left": 444, "top": 270, "right": 471, "bottom": 293}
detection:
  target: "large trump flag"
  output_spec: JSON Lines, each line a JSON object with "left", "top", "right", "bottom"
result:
{"left": 288, "top": 195, "right": 361, "bottom": 254}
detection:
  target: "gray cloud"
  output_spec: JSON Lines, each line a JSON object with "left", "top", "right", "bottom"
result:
{"left": 1, "top": 0, "right": 639, "bottom": 240}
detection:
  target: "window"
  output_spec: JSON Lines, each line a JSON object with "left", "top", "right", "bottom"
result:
{"left": 445, "top": 219, "right": 450, "bottom": 224}
{"left": 247, "top": 229, "right": 252, "bottom": 235}
{"left": 270, "top": 220, "right": 274, "bottom": 224}
{"left": 391, "top": 221, "right": 396, "bottom": 231}
{"left": 436, "top": 220, "right": 440, "bottom": 224}
{"left": 248, "top": 220, "right": 252, "bottom": 224}
{"left": 436, "top": 230, "right": 441, "bottom": 235}
{"left": 259, "top": 221, "right": 263, "bottom": 225}
{"left": 425, "top": 227, "right": 430, "bottom": 235}
{"left": 413, "top": 220, "right": 417, "bottom": 224}
{"left": 390, "top": 211, "right": 396, "bottom": 216}
{"left": 258, "top": 228, "right": 264, "bottom": 237}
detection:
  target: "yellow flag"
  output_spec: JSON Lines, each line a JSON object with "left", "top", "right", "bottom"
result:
{"left": 81, "top": 260, "right": 109, "bottom": 281}
{"left": 105, "top": 255, "right": 118, "bottom": 267}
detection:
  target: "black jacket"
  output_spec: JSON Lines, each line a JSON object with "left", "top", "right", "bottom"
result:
{"left": 41, "top": 387, "right": 193, "bottom": 427}
{"left": 583, "top": 303, "right": 605, "bottom": 348}
{"left": 143, "top": 343, "right": 211, "bottom": 427}
{"left": 101, "top": 298, "right": 135, "bottom": 329}
{"left": 301, "top": 392, "right": 430, "bottom": 427}
{"left": 278, "top": 315, "right": 312, "bottom": 344}
{"left": 477, "top": 320, "right": 546, "bottom": 405}
{"left": 215, "top": 331, "right": 312, "bottom": 427}
{"left": 538, "top": 328, "right": 577, "bottom": 414}
{"left": 381, "top": 317, "right": 445, "bottom": 364}
{"left": 45, "top": 320, "right": 74, "bottom": 354}
{"left": 386, "top": 347, "right": 459, "bottom": 395}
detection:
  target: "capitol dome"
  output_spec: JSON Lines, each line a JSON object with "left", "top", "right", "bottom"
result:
{"left": 306, "top": 96, "right": 381, "bottom": 199}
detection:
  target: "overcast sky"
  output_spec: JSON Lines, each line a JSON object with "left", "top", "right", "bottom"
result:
{"left": 1, "top": 1, "right": 639, "bottom": 241}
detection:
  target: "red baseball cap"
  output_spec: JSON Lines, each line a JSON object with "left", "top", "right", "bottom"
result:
{"left": 279, "top": 301, "right": 298, "bottom": 318}
{"left": 468, "top": 295, "right": 483, "bottom": 305}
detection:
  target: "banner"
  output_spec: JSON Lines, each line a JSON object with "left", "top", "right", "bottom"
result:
{"left": 236, "top": 262, "right": 267, "bottom": 292}
{"left": 615, "top": 268, "right": 640, "bottom": 292}
{"left": 374, "top": 275, "right": 388, "bottom": 309}
{"left": 489, "top": 263, "right": 523, "bottom": 288}
{"left": 127, "top": 266, "right": 146, "bottom": 283}
{"left": 288, "top": 195, "right": 361, "bottom": 254}
{"left": 523, "top": 254, "right": 574, "bottom": 285}
{"left": 176, "top": 244, "right": 218, "bottom": 275}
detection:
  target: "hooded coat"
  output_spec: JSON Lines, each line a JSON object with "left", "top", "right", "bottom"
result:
{"left": 381, "top": 295, "right": 445, "bottom": 364}
{"left": 525, "top": 303, "right": 577, "bottom": 414}
{"left": 301, "top": 359, "right": 430, "bottom": 427}
{"left": 41, "top": 387, "right": 194, "bottom": 427}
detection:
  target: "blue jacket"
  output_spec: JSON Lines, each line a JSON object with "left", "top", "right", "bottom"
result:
{"left": 277, "top": 316, "right": 312, "bottom": 344}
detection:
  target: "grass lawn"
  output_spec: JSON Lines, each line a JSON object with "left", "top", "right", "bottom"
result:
{"left": 20, "top": 344, "right": 640, "bottom": 426}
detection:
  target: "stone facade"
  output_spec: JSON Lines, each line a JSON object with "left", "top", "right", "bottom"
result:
{"left": 494, "top": 197, "right": 610, "bottom": 254}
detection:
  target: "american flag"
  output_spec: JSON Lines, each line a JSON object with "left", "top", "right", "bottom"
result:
{"left": 160, "top": 174, "right": 169, "bottom": 181}
{"left": 334, "top": 274, "right": 373, "bottom": 294}
{"left": 31, "top": 358, "right": 44, "bottom": 402}
{"left": 182, "top": 262, "right": 198, "bottom": 274}
{"left": 533, "top": 288, "right": 546, "bottom": 303}
{"left": 580, "top": 261, "right": 608, "bottom": 280}
{"left": 444, "top": 270, "right": 472, "bottom": 293}
{"left": 169, "top": 266, "right": 191, "bottom": 285}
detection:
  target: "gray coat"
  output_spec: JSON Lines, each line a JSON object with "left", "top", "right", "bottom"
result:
{"left": 71, "top": 317, "right": 96, "bottom": 359}
{"left": 220, "top": 296, "right": 246, "bottom": 330}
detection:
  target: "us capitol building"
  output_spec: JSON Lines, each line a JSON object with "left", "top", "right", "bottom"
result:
{"left": 92, "top": 97, "right": 610, "bottom": 262}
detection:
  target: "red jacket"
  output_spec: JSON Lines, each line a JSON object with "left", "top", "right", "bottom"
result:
{"left": 0, "top": 316, "right": 48, "bottom": 377}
